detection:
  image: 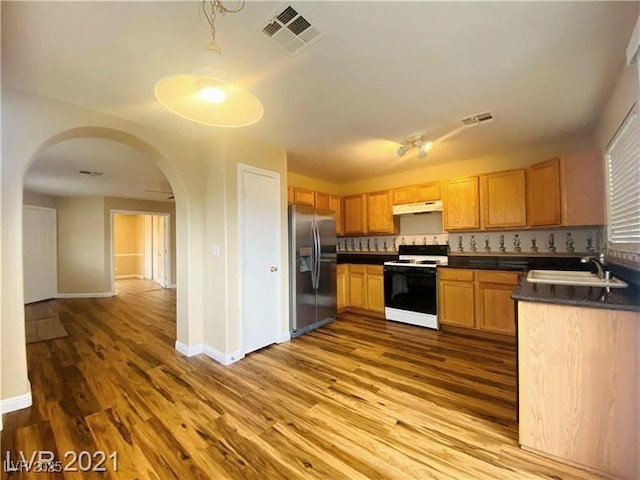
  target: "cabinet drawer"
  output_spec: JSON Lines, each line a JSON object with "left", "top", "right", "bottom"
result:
{"left": 349, "top": 264, "right": 366, "bottom": 274}
{"left": 476, "top": 271, "right": 519, "bottom": 285}
{"left": 439, "top": 268, "right": 474, "bottom": 281}
{"left": 366, "top": 265, "right": 383, "bottom": 275}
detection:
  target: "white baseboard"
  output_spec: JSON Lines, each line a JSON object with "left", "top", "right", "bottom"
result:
{"left": 174, "top": 342, "right": 242, "bottom": 366}
{"left": 1, "top": 386, "right": 32, "bottom": 414}
{"left": 115, "top": 274, "right": 143, "bottom": 280}
{"left": 203, "top": 345, "right": 243, "bottom": 366}
{"left": 278, "top": 331, "right": 291, "bottom": 343}
{"left": 57, "top": 292, "right": 114, "bottom": 299}
{"left": 174, "top": 341, "right": 204, "bottom": 357}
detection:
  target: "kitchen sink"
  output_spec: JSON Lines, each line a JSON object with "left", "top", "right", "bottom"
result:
{"left": 526, "top": 270, "right": 629, "bottom": 288}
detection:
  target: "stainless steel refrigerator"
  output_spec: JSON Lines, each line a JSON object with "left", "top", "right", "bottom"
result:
{"left": 289, "top": 204, "right": 337, "bottom": 337}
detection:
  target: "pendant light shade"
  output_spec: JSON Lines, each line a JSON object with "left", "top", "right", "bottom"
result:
{"left": 155, "top": 74, "right": 264, "bottom": 128}
{"left": 154, "top": 0, "right": 263, "bottom": 128}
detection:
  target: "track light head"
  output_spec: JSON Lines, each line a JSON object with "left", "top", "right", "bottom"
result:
{"left": 397, "top": 145, "right": 409, "bottom": 157}
{"left": 397, "top": 134, "right": 431, "bottom": 158}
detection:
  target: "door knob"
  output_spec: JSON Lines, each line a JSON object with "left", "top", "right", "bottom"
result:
{"left": 270, "top": 266, "right": 278, "bottom": 272}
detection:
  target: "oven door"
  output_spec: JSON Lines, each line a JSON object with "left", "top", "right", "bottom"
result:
{"left": 383, "top": 265, "right": 437, "bottom": 315}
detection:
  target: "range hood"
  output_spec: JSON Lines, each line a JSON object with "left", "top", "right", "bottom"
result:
{"left": 392, "top": 200, "right": 443, "bottom": 216}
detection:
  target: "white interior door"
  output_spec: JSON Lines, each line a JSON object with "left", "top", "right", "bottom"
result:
{"left": 23, "top": 206, "right": 57, "bottom": 303}
{"left": 143, "top": 215, "right": 153, "bottom": 279}
{"left": 152, "top": 215, "right": 166, "bottom": 286}
{"left": 240, "top": 165, "right": 281, "bottom": 355}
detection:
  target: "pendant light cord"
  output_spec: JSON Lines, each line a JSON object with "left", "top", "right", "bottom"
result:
{"left": 202, "top": 0, "right": 245, "bottom": 49}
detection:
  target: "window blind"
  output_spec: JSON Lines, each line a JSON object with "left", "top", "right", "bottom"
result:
{"left": 606, "top": 104, "right": 640, "bottom": 250}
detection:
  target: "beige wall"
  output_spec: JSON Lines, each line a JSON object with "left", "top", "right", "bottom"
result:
{"left": 105, "top": 198, "right": 177, "bottom": 286}
{"left": 596, "top": 62, "right": 639, "bottom": 150}
{"left": 287, "top": 171, "right": 341, "bottom": 195}
{"left": 56, "top": 196, "right": 106, "bottom": 294}
{"left": 113, "top": 213, "right": 143, "bottom": 277}
{"left": 23, "top": 190, "right": 56, "bottom": 208}
{"left": 1, "top": 88, "right": 290, "bottom": 407}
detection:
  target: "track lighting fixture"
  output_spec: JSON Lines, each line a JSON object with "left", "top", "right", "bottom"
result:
{"left": 397, "top": 134, "right": 432, "bottom": 158}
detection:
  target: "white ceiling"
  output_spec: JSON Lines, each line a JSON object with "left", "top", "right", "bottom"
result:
{"left": 24, "top": 138, "right": 174, "bottom": 202}
{"left": 3, "top": 1, "right": 639, "bottom": 187}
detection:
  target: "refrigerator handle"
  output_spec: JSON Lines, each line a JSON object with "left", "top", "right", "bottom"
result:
{"left": 310, "top": 225, "right": 317, "bottom": 289}
{"left": 312, "top": 221, "right": 320, "bottom": 290}
{"left": 315, "top": 222, "right": 321, "bottom": 288}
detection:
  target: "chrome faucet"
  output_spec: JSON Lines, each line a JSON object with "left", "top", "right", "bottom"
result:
{"left": 581, "top": 254, "right": 606, "bottom": 279}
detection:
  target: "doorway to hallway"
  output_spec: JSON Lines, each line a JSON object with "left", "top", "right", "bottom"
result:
{"left": 111, "top": 211, "right": 171, "bottom": 295}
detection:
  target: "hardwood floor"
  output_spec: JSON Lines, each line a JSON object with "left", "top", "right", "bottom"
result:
{"left": 115, "top": 278, "right": 164, "bottom": 296}
{"left": 2, "top": 291, "right": 604, "bottom": 479}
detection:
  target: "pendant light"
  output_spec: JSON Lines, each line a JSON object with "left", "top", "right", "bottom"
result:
{"left": 155, "top": 0, "right": 264, "bottom": 128}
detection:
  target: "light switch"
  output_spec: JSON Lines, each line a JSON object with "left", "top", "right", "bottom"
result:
{"left": 212, "top": 245, "right": 220, "bottom": 256}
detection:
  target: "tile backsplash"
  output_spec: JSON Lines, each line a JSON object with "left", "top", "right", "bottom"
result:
{"left": 338, "top": 227, "right": 604, "bottom": 255}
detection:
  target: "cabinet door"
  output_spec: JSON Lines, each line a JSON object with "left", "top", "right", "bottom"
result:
{"left": 367, "top": 190, "right": 397, "bottom": 234}
{"left": 365, "top": 266, "right": 384, "bottom": 313}
{"left": 442, "top": 177, "right": 480, "bottom": 230}
{"left": 287, "top": 186, "right": 295, "bottom": 205}
{"left": 328, "top": 195, "right": 344, "bottom": 236}
{"left": 348, "top": 265, "right": 366, "bottom": 309}
{"left": 337, "top": 264, "right": 349, "bottom": 311}
{"left": 480, "top": 170, "right": 527, "bottom": 228}
{"left": 527, "top": 158, "right": 561, "bottom": 226}
{"left": 315, "top": 192, "right": 330, "bottom": 210}
{"left": 294, "top": 188, "right": 315, "bottom": 207}
{"left": 561, "top": 152, "right": 604, "bottom": 226}
{"left": 417, "top": 181, "right": 440, "bottom": 201}
{"left": 438, "top": 268, "right": 475, "bottom": 327}
{"left": 343, "top": 194, "right": 367, "bottom": 235}
{"left": 392, "top": 185, "right": 417, "bottom": 205}
{"left": 474, "top": 271, "right": 518, "bottom": 335}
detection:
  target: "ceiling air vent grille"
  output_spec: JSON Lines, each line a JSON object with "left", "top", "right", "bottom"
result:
{"left": 261, "top": 4, "right": 325, "bottom": 56}
{"left": 461, "top": 111, "right": 494, "bottom": 126}
{"left": 78, "top": 170, "right": 103, "bottom": 177}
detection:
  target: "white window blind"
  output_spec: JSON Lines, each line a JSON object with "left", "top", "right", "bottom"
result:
{"left": 606, "top": 104, "right": 640, "bottom": 250}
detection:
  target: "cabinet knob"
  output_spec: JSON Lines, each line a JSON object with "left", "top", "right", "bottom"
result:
{"left": 270, "top": 266, "right": 278, "bottom": 272}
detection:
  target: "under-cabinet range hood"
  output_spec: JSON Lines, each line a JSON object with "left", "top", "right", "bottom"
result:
{"left": 392, "top": 200, "right": 443, "bottom": 216}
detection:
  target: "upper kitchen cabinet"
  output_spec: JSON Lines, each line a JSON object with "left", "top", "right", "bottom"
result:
{"left": 343, "top": 194, "right": 368, "bottom": 235}
{"left": 442, "top": 176, "right": 480, "bottom": 230}
{"left": 367, "top": 190, "right": 399, "bottom": 234}
{"left": 328, "top": 195, "right": 344, "bottom": 236}
{"left": 392, "top": 181, "right": 440, "bottom": 205}
{"left": 560, "top": 152, "right": 604, "bottom": 226}
{"left": 293, "top": 187, "right": 315, "bottom": 207}
{"left": 527, "top": 153, "right": 604, "bottom": 227}
{"left": 314, "top": 191, "right": 330, "bottom": 210}
{"left": 527, "top": 158, "right": 561, "bottom": 226}
{"left": 480, "top": 169, "right": 527, "bottom": 228}
{"left": 417, "top": 181, "right": 440, "bottom": 202}
{"left": 392, "top": 185, "right": 417, "bottom": 205}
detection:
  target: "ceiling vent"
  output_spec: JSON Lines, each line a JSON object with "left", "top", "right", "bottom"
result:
{"left": 78, "top": 170, "right": 103, "bottom": 177}
{"left": 460, "top": 111, "right": 494, "bottom": 126}
{"left": 261, "top": 5, "right": 325, "bottom": 55}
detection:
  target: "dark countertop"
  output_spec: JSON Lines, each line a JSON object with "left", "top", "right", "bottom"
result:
{"left": 446, "top": 254, "right": 587, "bottom": 272}
{"left": 337, "top": 252, "right": 397, "bottom": 265}
{"left": 512, "top": 276, "right": 640, "bottom": 312}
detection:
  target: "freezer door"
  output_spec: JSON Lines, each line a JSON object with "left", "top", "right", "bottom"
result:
{"left": 315, "top": 209, "right": 337, "bottom": 323}
{"left": 290, "top": 205, "right": 318, "bottom": 331}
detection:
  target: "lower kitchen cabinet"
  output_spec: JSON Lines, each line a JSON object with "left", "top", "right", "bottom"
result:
{"left": 438, "top": 268, "right": 476, "bottom": 327}
{"left": 365, "top": 265, "right": 384, "bottom": 313}
{"left": 337, "top": 264, "right": 348, "bottom": 311}
{"left": 438, "top": 267, "right": 518, "bottom": 335}
{"left": 347, "top": 265, "right": 367, "bottom": 309}
{"left": 338, "top": 264, "right": 385, "bottom": 314}
{"left": 475, "top": 271, "right": 519, "bottom": 334}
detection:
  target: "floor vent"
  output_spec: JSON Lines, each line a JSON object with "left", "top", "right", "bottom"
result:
{"left": 461, "top": 111, "right": 494, "bottom": 126}
{"left": 262, "top": 4, "right": 325, "bottom": 56}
